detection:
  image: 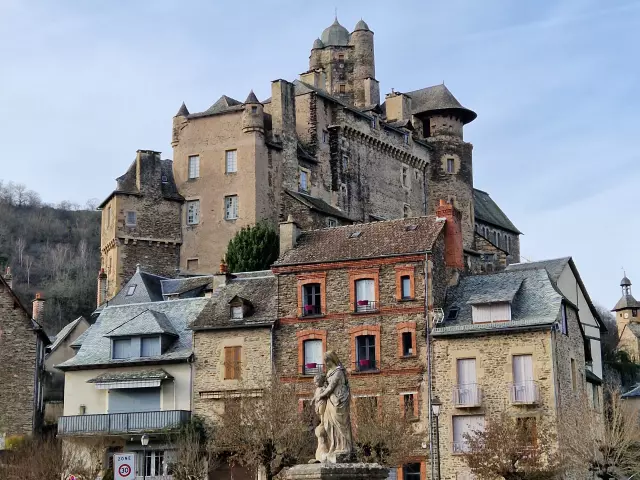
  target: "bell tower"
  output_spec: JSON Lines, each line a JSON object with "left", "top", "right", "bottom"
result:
{"left": 612, "top": 274, "right": 640, "bottom": 361}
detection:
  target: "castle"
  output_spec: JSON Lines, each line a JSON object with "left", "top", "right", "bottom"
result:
{"left": 98, "top": 18, "right": 521, "bottom": 299}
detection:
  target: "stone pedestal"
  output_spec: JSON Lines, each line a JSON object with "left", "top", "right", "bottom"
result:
{"left": 286, "top": 463, "right": 388, "bottom": 480}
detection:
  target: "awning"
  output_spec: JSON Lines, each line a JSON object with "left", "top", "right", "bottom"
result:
{"left": 87, "top": 369, "right": 173, "bottom": 390}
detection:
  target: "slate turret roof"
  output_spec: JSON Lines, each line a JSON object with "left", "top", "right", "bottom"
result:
{"left": 244, "top": 90, "right": 260, "bottom": 104}
{"left": 321, "top": 18, "right": 350, "bottom": 46}
{"left": 175, "top": 102, "right": 189, "bottom": 117}
{"left": 405, "top": 84, "right": 477, "bottom": 124}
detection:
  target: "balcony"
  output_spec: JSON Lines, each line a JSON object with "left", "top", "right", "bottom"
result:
{"left": 302, "top": 363, "right": 325, "bottom": 376}
{"left": 509, "top": 381, "right": 540, "bottom": 405}
{"left": 302, "top": 304, "right": 322, "bottom": 317}
{"left": 353, "top": 359, "right": 378, "bottom": 373}
{"left": 58, "top": 410, "right": 191, "bottom": 436}
{"left": 452, "top": 441, "right": 469, "bottom": 455}
{"left": 353, "top": 300, "right": 379, "bottom": 313}
{"left": 452, "top": 383, "right": 482, "bottom": 408}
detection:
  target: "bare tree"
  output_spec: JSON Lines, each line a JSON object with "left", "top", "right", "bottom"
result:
{"left": 561, "top": 387, "right": 640, "bottom": 479}
{"left": 352, "top": 393, "right": 419, "bottom": 466}
{"left": 25, "top": 254, "right": 34, "bottom": 286}
{"left": 213, "top": 377, "right": 313, "bottom": 480}
{"left": 85, "top": 198, "right": 100, "bottom": 211}
{"left": 460, "top": 413, "right": 563, "bottom": 480}
{"left": 170, "top": 418, "right": 212, "bottom": 480}
{"left": 14, "top": 236, "right": 26, "bottom": 267}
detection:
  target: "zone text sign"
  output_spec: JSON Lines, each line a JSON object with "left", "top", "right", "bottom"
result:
{"left": 114, "top": 453, "right": 136, "bottom": 480}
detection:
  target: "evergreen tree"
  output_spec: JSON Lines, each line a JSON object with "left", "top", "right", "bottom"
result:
{"left": 225, "top": 223, "right": 279, "bottom": 273}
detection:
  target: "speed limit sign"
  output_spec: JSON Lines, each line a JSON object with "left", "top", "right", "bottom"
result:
{"left": 114, "top": 453, "right": 136, "bottom": 480}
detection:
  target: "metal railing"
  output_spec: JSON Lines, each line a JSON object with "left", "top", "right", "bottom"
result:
{"left": 509, "top": 381, "right": 540, "bottom": 405}
{"left": 302, "top": 304, "right": 322, "bottom": 317}
{"left": 353, "top": 359, "right": 378, "bottom": 372}
{"left": 452, "top": 441, "right": 469, "bottom": 454}
{"left": 302, "top": 363, "right": 325, "bottom": 375}
{"left": 58, "top": 410, "right": 190, "bottom": 435}
{"left": 452, "top": 383, "right": 482, "bottom": 407}
{"left": 353, "top": 300, "right": 379, "bottom": 313}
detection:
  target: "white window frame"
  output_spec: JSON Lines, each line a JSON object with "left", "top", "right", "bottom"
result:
{"left": 188, "top": 155, "right": 200, "bottom": 179}
{"left": 225, "top": 195, "right": 239, "bottom": 220}
{"left": 471, "top": 302, "right": 511, "bottom": 323}
{"left": 126, "top": 284, "right": 137, "bottom": 297}
{"left": 299, "top": 168, "right": 311, "bottom": 193}
{"left": 125, "top": 211, "right": 137, "bottom": 227}
{"left": 225, "top": 150, "right": 237, "bottom": 173}
{"left": 231, "top": 306, "right": 243, "bottom": 320}
{"left": 187, "top": 200, "right": 200, "bottom": 225}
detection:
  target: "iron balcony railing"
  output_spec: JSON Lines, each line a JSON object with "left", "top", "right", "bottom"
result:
{"left": 353, "top": 359, "right": 378, "bottom": 373}
{"left": 302, "top": 303, "right": 322, "bottom": 317}
{"left": 510, "top": 381, "right": 540, "bottom": 405}
{"left": 302, "top": 363, "right": 325, "bottom": 375}
{"left": 452, "top": 383, "right": 482, "bottom": 407}
{"left": 58, "top": 410, "right": 191, "bottom": 435}
{"left": 452, "top": 441, "right": 470, "bottom": 454}
{"left": 353, "top": 300, "right": 379, "bottom": 313}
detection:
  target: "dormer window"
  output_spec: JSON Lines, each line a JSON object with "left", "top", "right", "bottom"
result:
{"left": 111, "top": 336, "right": 161, "bottom": 359}
{"left": 229, "top": 296, "right": 253, "bottom": 320}
{"left": 231, "top": 306, "right": 243, "bottom": 320}
{"left": 471, "top": 302, "right": 511, "bottom": 323}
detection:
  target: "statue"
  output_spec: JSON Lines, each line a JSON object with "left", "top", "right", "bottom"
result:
{"left": 310, "top": 351, "right": 353, "bottom": 463}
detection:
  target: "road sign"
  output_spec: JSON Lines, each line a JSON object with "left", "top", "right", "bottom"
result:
{"left": 114, "top": 453, "right": 136, "bottom": 480}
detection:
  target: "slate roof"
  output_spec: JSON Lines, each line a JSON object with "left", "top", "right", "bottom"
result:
{"left": 622, "top": 384, "right": 640, "bottom": 398}
{"left": 103, "top": 267, "right": 166, "bottom": 307}
{"left": 433, "top": 269, "right": 564, "bottom": 336}
{"left": 188, "top": 95, "right": 244, "bottom": 118}
{"left": 354, "top": 19, "right": 370, "bottom": 31}
{"left": 274, "top": 216, "right": 445, "bottom": 267}
{"left": 56, "top": 297, "right": 209, "bottom": 370}
{"left": 175, "top": 102, "right": 189, "bottom": 117}
{"left": 613, "top": 294, "right": 640, "bottom": 311}
{"left": 284, "top": 190, "right": 354, "bottom": 222}
{"left": 321, "top": 18, "right": 350, "bottom": 46}
{"left": 69, "top": 328, "right": 89, "bottom": 349}
{"left": 191, "top": 271, "right": 276, "bottom": 330}
{"left": 87, "top": 369, "right": 173, "bottom": 383}
{"left": 244, "top": 90, "right": 260, "bottom": 104}
{"left": 104, "top": 310, "right": 178, "bottom": 338}
{"left": 404, "top": 84, "right": 477, "bottom": 124}
{"left": 48, "top": 317, "right": 85, "bottom": 352}
{"left": 161, "top": 276, "right": 214, "bottom": 298}
{"left": 473, "top": 189, "right": 521, "bottom": 234}
{"left": 627, "top": 323, "right": 640, "bottom": 339}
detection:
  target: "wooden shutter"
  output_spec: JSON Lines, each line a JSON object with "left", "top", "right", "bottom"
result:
{"left": 233, "top": 346, "right": 242, "bottom": 380}
{"left": 224, "top": 347, "right": 234, "bottom": 379}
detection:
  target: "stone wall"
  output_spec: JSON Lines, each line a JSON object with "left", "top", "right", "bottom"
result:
{"left": 0, "top": 282, "right": 38, "bottom": 439}
{"left": 475, "top": 222, "right": 520, "bottom": 265}
{"left": 192, "top": 328, "right": 272, "bottom": 423}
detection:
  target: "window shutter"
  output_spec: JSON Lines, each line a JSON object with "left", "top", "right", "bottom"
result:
{"left": 224, "top": 347, "right": 234, "bottom": 379}
{"left": 234, "top": 346, "right": 242, "bottom": 379}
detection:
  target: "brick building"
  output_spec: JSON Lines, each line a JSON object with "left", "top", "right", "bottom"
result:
{"left": 0, "top": 268, "right": 49, "bottom": 448}
{"left": 98, "top": 17, "right": 520, "bottom": 298}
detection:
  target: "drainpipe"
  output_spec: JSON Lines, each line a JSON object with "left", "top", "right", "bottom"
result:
{"left": 424, "top": 252, "right": 437, "bottom": 480}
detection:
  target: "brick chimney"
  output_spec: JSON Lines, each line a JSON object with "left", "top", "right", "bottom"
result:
{"left": 279, "top": 215, "right": 300, "bottom": 257}
{"left": 3, "top": 267, "right": 12, "bottom": 289}
{"left": 97, "top": 268, "right": 107, "bottom": 306}
{"left": 32, "top": 292, "right": 45, "bottom": 322}
{"left": 436, "top": 199, "right": 464, "bottom": 269}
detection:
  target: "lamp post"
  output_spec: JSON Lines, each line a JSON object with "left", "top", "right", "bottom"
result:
{"left": 141, "top": 434, "right": 149, "bottom": 480}
{"left": 431, "top": 396, "right": 442, "bottom": 480}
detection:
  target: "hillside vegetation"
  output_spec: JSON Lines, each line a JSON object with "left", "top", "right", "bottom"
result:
{"left": 0, "top": 180, "right": 101, "bottom": 335}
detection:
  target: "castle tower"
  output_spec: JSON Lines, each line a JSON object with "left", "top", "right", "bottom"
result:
{"left": 305, "top": 17, "right": 379, "bottom": 108}
{"left": 612, "top": 274, "right": 640, "bottom": 361}
{"left": 242, "top": 90, "right": 264, "bottom": 133}
{"left": 409, "top": 84, "right": 477, "bottom": 249}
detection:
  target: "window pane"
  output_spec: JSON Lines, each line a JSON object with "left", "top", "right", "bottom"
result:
{"left": 231, "top": 306, "right": 243, "bottom": 319}
{"left": 402, "top": 332, "right": 413, "bottom": 356}
{"left": 141, "top": 337, "right": 160, "bottom": 357}
{"left": 300, "top": 170, "right": 308, "bottom": 191}
{"left": 226, "top": 150, "right": 237, "bottom": 173}
{"left": 303, "top": 339, "right": 323, "bottom": 365}
{"left": 453, "top": 415, "right": 484, "bottom": 452}
{"left": 188, "top": 155, "right": 200, "bottom": 179}
{"left": 403, "top": 463, "right": 421, "bottom": 480}
{"left": 225, "top": 196, "right": 238, "bottom": 220}
{"left": 112, "top": 338, "right": 131, "bottom": 359}
{"left": 456, "top": 359, "right": 476, "bottom": 385}
{"left": 356, "top": 335, "right": 376, "bottom": 368}
{"left": 126, "top": 211, "right": 136, "bottom": 226}
{"left": 401, "top": 276, "right": 411, "bottom": 298}
{"left": 187, "top": 201, "right": 200, "bottom": 225}
{"left": 302, "top": 283, "right": 321, "bottom": 316}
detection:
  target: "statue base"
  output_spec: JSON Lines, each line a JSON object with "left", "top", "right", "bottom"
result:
{"left": 286, "top": 463, "right": 388, "bottom": 480}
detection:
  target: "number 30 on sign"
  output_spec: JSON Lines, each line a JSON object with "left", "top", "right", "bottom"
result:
{"left": 114, "top": 453, "right": 136, "bottom": 480}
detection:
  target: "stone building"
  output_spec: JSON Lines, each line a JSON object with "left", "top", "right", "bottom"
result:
{"left": 612, "top": 274, "right": 640, "bottom": 361}
{"left": 99, "top": 17, "right": 520, "bottom": 297}
{"left": 0, "top": 268, "right": 49, "bottom": 447}
{"left": 432, "top": 267, "right": 600, "bottom": 480}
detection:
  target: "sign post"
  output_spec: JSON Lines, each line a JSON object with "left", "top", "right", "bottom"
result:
{"left": 114, "top": 453, "right": 136, "bottom": 480}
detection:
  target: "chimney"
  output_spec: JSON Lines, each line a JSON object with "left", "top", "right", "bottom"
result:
{"left": 279, "top": 215, "right": 300, "bottom": 257}
{"left": 271, "top": 79, "right": 299, "bottom": 191}
{"left": 384, "top": 91, "right": 412, "bottom": 123}
{"left": 32, "top": 292, "right": 45, "bottom": 322}
{"left": 436, "top": 199, "right": 464, "bottom": 269}
{"left": 97, "top": 268, "right": 107, "bottom": 306}
{"left": 3, "top": 267, "right": 12, "bottom": 289}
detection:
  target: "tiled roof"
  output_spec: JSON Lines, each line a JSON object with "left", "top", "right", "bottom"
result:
{"left": 104, "top": 310, "right": 178, "bottom": 338}
{"left": 434, "top": 269, "right": 563, "bottom": 336}
{"left": 48, "top": 317, "right": 85, "bottom": 352}
{"left": 613, "top": 294, "right": 640, "bottom": 311}
{"left": 473, "top": 189, "right": 521, "bottom": 234}
{"left": 56, "top": 297, "right": 208, "bottom": 370}
{"left": 404, "top": 84, "right": 477, "bottom": 124}
{"left": 284, "top": 190, "right": 354, "bottom": 222}
{"left": 274, "top": 216, "right": 445, "bottom": 266}
{"left": 191, "top": 271, "right": 276, "bottom": 330}
{"left": 87, "top": 369, "right": 173, "bottom": 383}
{"left": 161, "top": 276, "right": 214, "bottom": 297}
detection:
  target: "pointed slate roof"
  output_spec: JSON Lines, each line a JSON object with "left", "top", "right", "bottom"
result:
{"left": 321, "top": 18, "right": 350, "bottom": 46}
{"left": 204, "top": 95, "right": 242, "bottom": 114}
{"left": 405, "top": 84, "right": 477, "bottom": 124}
{"left": 473, "top": 189, "right": 521, "bottom": 234}
{"left": 354, "top": 19, "right": 370, "bottom": 31}
{"left": 284, "top": 189, "right": 354, "bottom": 222}
{"left": 103, "top": 267, "right": 167, "bottom": 307}
{"left": 175, "top": 102, "right": 189, "bottom": 117}
{"left": 244, "top": 90, "right": 260, "bottom": 104}
{"left": 613, "top": 294, "right": 640, "bottom": 311}
{"left": 48, "top": 317, "right": 85, "bottom": 352}
{"left": 104, "top": 309, "right": 178, "bottom": 337}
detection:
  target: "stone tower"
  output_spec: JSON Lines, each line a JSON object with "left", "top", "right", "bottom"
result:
{"left": 612, "top": 274, "right": 640, "bottom": 361}
{"left": 407, "top": 84, "right": 477, "bottom": 249}
{"left": 307, "top": 18, "right": 380, "bottom": 108}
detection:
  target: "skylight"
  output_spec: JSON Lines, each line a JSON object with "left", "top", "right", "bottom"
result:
{"left": 126, "top": 285, "right": 137, "bottom": 296}
{"left": 405, "top": 225, "right": 418, "bottom": 231}
{"left": 349, "top": 231, "right": 362, "bottom": 238}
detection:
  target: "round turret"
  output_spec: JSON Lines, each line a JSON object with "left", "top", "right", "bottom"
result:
{"left": 242, "top": 91, "right": 264, "bottom": 134}
{"left": 354, "top": 19, "right": 370, "bottom": 31}
{"left": 350, "top": 18, "right": 375, "bottom": 90}
{"left": 312, "top": 38, "right": 324, "bottom": 49}
{"left": 321, "top": 18, "right": 350, "bottom": 46}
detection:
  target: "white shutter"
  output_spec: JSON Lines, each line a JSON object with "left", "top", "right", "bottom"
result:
{"left": 304, "top": 339, "right": 322, "bottom": 365}
{"left": 490, "top": 303, "right": 511, "bottom": 321}
{"left": 457, "top": 359, "right": 476, "bottom": 385}
{"left": 513, "top": 354, "right": 533, "bottom": 384}
{"left": 471, "top": 305, "right": 491, "bottom": 323}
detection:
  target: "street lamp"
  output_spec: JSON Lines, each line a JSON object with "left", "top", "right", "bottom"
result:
{"left": 431, "top": 396, "right": 442, "bottom": 480}
{"left": 141, "top": 434, "right": 149, "bottom": 480}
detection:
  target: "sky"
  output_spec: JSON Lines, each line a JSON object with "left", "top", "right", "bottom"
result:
{"left": 1, "top": 0, "right": 638, "bottom": 310}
